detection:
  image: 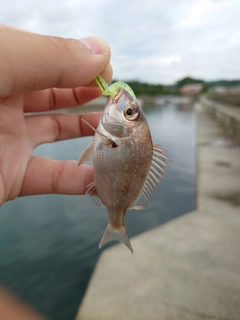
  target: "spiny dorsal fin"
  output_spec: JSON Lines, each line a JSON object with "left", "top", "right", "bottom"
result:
{"left": 131, "top": 144, "right": 171, "bottom": 210}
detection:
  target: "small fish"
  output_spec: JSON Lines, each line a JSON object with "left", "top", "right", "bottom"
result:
{"left": 78, "top": 77, "right": 170, "bottom": 253}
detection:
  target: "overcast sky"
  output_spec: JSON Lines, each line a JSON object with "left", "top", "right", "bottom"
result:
{"left": 0, "top": 0, "right": 239, "bottom": 84}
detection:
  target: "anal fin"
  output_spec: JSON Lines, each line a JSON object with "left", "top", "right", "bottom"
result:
{"left": 86, "top": 181, "right": 105, "bottom": 207}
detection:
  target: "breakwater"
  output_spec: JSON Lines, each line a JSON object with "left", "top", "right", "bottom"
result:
{"left": 200, "top": 97, "right": 240, "bottom": 142}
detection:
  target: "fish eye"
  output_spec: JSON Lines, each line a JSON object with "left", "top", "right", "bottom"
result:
{"left": 123, "top": 103, "right": 139, "bottom": 121}
{"left": 126, "top": 108, "right": 133, "bottom": 116}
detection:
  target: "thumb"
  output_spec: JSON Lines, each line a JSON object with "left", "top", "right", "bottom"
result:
{"left": 0, "top": 25, "right": 112, "bottom": 98}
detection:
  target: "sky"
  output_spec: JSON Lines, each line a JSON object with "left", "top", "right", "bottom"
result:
{"left": 0, "top": 0, "right": 239, "bottom": 84}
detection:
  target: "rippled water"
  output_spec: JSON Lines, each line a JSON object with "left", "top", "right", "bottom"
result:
{"left": 0, "top": 102, "right": 196, "bottom": 320}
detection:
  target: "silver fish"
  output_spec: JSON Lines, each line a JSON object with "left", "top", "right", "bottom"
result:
{"left": 78, "top": 88, "right": 170, "bottom": 253}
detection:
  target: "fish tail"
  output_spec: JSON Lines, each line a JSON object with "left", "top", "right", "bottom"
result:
{"left": 99, "top": 224, "right": 133, "bottom": 253}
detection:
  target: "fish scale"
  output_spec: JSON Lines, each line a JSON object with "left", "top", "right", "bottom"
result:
{"left": 78, "top": 85, "right": 170, "bottom": 253}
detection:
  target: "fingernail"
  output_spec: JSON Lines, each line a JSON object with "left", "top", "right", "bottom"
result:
{"left": 81, "top": 36, "right": 109, "bottom": 55}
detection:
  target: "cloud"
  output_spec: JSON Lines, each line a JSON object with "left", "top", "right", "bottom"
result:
{"left": 180, "top": 0, "right": 213, "bottom": 27}
{"left": 0, "top": 0, "right": 239, "bottom": 84}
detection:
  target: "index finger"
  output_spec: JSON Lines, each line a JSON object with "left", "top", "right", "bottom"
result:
{"left": 0, "top": 25, "right": 112, "bottom": 98}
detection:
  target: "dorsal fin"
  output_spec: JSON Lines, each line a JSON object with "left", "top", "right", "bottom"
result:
{"left": 131, "top": 144, "right": 171, "bottom": 210}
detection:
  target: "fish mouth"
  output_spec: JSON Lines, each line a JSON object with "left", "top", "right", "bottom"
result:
{"left": 106, "top": 102, "right": 123, "bottom": 122}
{"left": 102, "top": 106, "right": 133, "bottom": 137}
{"left": 113, "top": 87, "right": 124, "bottom": 102}
{"left": 102, "top": 87, "right": 135, "bottom": 137}
{"left": 104, "top": 87, "right": 136, "bottom": 123}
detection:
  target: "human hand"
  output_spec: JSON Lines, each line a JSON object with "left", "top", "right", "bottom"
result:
{"left": 0, "top": 25, "right": 112, "bottom": 206}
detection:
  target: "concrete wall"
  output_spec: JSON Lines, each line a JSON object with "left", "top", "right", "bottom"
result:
{"left": 200, "top": 97, "right": 240, "bottom": 142}
{"left": 207, "top": 86, "right": 240, "bottom": 107}
{"left": 208, "top": 94, "right": 240, "bottom": 107}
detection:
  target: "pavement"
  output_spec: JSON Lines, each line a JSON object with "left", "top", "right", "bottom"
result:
{"left": 75, "top": 101, "right": 240, "bottom": 320}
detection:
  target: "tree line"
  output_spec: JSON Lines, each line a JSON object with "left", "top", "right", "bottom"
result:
{"left": 111, "top": 77, "right": 240, "bottom": 96}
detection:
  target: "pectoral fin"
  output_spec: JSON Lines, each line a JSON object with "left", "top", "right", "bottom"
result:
{"left": 81, "top": 118, "right": 113, "bottom": 146}
{"left": 78, "top": 142, "right": 93, "bottom": 166}
{"left": 97, "top": 131, "right": 114, "bottom": 145}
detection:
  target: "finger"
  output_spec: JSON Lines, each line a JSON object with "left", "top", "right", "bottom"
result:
{"left": 0, "top": 286, "right": 47, "bottom": 320}
{"left": 19, "top": 157, "right": 93, "bottom": 196}
{"left": 26, "top": 112, "right": 101, "bottom": 147}
{"left": 23, "top": 86, "right": 102, "bottom": 112}
{"left": 0, "top": 25, "right": 112, "bottom": 97}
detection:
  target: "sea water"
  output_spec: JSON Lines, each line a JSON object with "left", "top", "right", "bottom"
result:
{"left": 0, "top": 102, "right": 196, "bottom": 320}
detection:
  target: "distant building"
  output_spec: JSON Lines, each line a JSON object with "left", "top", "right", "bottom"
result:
{"left": 210, "top": 85, "right": 240, "bottom": 95}
{"left": 179, "top": 84, "right": 203, "bottom": 95}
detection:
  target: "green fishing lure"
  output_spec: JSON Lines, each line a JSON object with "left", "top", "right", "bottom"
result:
{"left": 95, "top": 75, "right": 136, "bottom": 99}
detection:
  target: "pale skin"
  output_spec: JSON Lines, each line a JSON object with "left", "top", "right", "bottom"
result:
{"left": 0, "top": 25, "right": 112, "bottom": 318}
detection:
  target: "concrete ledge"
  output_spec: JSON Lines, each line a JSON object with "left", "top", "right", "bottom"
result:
{"left": 77, "top": 208, "right": 240, "bottom": 320}
{"left": 200, "top": 97, "right": 240, "bottom": 141}
{"left": 75, "top": 102, "right": 240, "bottom": 320}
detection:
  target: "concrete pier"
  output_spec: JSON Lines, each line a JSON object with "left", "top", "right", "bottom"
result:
{"left": 201, "top": 97, "right": 240, "bottom": 141}
{"left": 75, "top": 101, "right": 240, "bottom": 320}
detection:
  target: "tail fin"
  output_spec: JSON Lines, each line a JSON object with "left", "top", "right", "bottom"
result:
{"left": 99, "top": 224, "right": 133, "bottom": 253}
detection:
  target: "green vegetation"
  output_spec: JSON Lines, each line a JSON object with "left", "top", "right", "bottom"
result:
{"left": 175, "top": 77, "right": 240, "bottom": 94}
{"left": 110, "top": 78, "right": 240, "bottom": 96}
{"left": 207, "top": 79, "right": 240, "bottom": 87}
{"left": 112, "top": 79, "right": 176, "bottom": 96}
{"left": 176, "top": 77, "right": 204, "bottom": 87}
